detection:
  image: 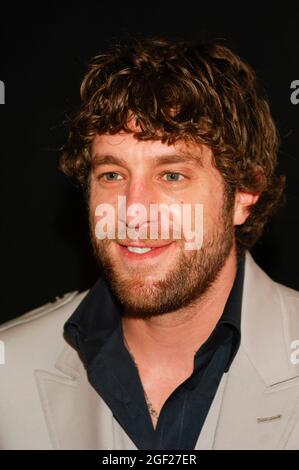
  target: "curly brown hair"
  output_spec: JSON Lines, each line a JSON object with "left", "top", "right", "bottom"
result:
{"left": 60, "top": 36, "right": 286, "bottom": 255}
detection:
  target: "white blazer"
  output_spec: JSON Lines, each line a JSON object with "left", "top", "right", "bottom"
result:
{"left": 0, "top": 251, "right": 299, "bottom": 449}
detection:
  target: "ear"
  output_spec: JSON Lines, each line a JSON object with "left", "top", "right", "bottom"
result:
{"left": 233, "top": 190, "right": 260, "bottom": 226}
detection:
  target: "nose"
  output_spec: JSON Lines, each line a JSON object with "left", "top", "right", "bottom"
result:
{"left": 118, "top": 177, "right": 158, "bottom": 235}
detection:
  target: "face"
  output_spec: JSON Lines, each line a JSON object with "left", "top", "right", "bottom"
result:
{"left": 88, "top": 131, "right": 236, "bottom": 318}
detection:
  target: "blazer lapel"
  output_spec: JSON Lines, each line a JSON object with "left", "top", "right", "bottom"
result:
{"left": 213, "top": 345, "right": 299, "bottom": 449}
{"left": 194, "top": 372, "right": 228, "bottom": 449}
{"left": 35, "top": 343, "right": 138, "bottom": 449}
{"left": 207, "top": 251, "right": 299, "bottom": 449}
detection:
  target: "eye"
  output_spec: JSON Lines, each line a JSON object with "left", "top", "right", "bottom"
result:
{"left": 97, "top": 172, "right": 123, "bottom": 182}
{"left": 162, "top": 172, "right": 185, "bottom": 182}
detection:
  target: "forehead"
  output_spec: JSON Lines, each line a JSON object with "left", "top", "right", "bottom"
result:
{"left": 91, "top": 132, "right": 213, "bottom": 167}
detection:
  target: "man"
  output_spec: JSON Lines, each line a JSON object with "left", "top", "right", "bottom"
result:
{"left": 1, "top": 37, "right": 299, "bottom": 450}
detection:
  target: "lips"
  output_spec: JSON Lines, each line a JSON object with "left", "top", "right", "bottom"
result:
{"left": 118, "top": 241, "right": 173, "bottom": 248}
{"left": 116, "top": 240, "right": 175, "bottom": 260}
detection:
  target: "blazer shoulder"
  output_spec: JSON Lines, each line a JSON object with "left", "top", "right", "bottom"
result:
{"left": 274, "top": 280, "right": 299, "bottom": 334}
{"left": 275, "top": 280, "right": 299, "bottom": 302}
{"left": 0, "top": 289, "right": 89, "bottom": 339}
{"left": 0, "top": 289, "right": 90, "bottom": 378}
{"left": 246, "top": 251, "right": 299, "bottom": 303}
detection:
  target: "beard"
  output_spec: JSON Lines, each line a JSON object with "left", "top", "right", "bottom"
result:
{"left": 89, "top": 191, "right": 235, "bottom": 319}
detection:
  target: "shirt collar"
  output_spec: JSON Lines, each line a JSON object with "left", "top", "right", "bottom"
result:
{"left": 64, "top": 254, "right": 245, "bottom": 368}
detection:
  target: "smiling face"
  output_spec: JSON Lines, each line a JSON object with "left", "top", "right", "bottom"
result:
{"left": 88, "top": 131, "right": 237, "bottom": 318}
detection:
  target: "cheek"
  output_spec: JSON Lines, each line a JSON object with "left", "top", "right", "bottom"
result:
{"left": 89, "top": 183, "right": 116, "bottom": 217}
{"left": 88, "top": 181, "right": 98, "bottom": 212}
{"left": 199, "top": 195, "right": 225, "bottom": 237}
{"left": 88, "top": 197, "right": 99, "bottom": 228}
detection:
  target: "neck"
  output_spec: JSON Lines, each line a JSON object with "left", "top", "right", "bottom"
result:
{"left": 121, "top": 245, "right": 238, "bottom": 367}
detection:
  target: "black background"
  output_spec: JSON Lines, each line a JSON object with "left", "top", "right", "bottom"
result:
{"left": 0, "top": 4, "right": 298, "bottom": 324}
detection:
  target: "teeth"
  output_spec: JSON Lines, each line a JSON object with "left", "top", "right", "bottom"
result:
{"left": 127, "top": 246, "right": 153, "bottom": 254}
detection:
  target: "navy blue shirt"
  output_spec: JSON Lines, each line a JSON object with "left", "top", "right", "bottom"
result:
{"left": 64, "top": 256, "right": 245, "bottom": 450}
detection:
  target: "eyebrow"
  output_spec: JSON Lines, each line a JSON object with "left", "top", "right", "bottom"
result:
{"left": 91, "top": 153, "right": 203, "bottom": 169}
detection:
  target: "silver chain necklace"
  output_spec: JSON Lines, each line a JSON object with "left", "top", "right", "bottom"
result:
{"left": 123, "top": 333, "right": 159, "bottom": 423}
